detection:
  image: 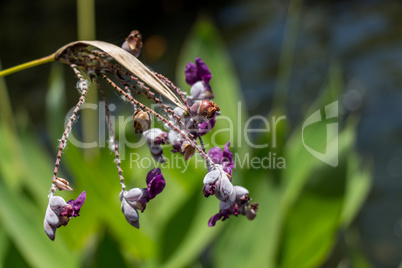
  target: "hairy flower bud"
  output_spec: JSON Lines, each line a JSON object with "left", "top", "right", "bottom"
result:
{"left": 246, "top": 203, "right": 259, "bottom": 220}
{"left": 189, "top": 100, "right": 220, "bottom": 122}
{"left": 133, "top": 109, "right": 151, "bottom": 134}
{"left": 181, "top": 141, "right": 195, "bottom": 161}
{"left": 121, "top": 30, "right": 143, "bottom": 57}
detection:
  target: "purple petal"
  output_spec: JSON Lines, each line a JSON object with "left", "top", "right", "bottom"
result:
{"left": 208, "top": 211, "right": 230, "bottom": 227}
{"left": 222, "top": 142, "right": 235, "bottom": 175}
{"left": 208, "top": 147, "right": 223, "bottom": 164}
{"left": 146, "top": 168, "right": 165, "bottom": 199}
{"left": 185, "top": 62, "right": 199, "bottom": 85}
{"left": 195, "top": 57, "right": 212, "bottom": 85}
{"left": 67, "top": 191, "right": 86, "bottom": 217}
{"left": 198, "top": 115, "right": 216, "bottom": 136}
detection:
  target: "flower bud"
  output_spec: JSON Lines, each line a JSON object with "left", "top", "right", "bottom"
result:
{"left": 123, "top": 188, "right": 147, "bottom": 211}
{"left": 143, "top": 128, "right": 167, "bottom": 163}
{"left": 189, "top": 100, "right": 220, "bottom": 122}
{"left": 215, "top": 173, "right": 235, "bottom": 205}
{"left": 54, "top": 177, "right": 73, "bottom": 191}
{"left": 121, "top": 198, "right": 140, "bottom": 228}
{"left": 43, "top": 218, "right": 57, "bottom": 241}
{"left": 203, "top": 169, "right": 221, "bottom": 197}
{"left": 190, "top": 81, "right": 213, "bottom": 100}
{"left": 122, "top": 30, "right": 143, "bottom": 57}
{"left": 234, "top": 186, "right": 250, "bottom": 205}
{"left": 246, "top": 203, "right": 259, "bottom": 220}
{"left": 49, "top": 196, "right": 68, "bottom": 214}
{"left": 181, "top": 141, "right": 195, "bottom": 161}
{"left": 133, "top": 109, "right": 151, "bottom": 134}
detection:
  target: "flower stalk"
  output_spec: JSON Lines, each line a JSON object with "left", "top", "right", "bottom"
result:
{"left": 0, "top": 54, "right": 55, "bottom": 77}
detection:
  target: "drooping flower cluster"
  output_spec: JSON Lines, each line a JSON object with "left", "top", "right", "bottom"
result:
{"left": 120, "top": 168, "right": 165, "bottom": 228}
{"left": 43, "top": 31, "right": 257, "bottom": 241}
{"left": 203, "top": 143, "right": 258, "bottom": 226}
{"left": 44, "top": 191, "right": 86, "bottom": 241}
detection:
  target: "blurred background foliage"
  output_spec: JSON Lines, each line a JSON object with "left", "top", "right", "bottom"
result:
{"left": 0, "top": 0, "right": 401, "bottom": 267}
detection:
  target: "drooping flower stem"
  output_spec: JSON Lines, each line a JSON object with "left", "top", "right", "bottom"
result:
{"left": 50, "top": 64, "right": 89, "bottom": 194}
{"left": 102, "top": 73, "right": 216, "bottom": 167}
{"left": 0, "top": 54, "right": 55, "bottom": 77}
{"left": 95, "top": 78, "right": 126, "bottom": 190}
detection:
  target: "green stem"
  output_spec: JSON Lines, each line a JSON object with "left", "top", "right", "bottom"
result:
{"left": 0, "top": 54, "right": 55, "bottom": 77}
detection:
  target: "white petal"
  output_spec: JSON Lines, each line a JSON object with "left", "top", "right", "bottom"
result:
{"left": 45, "top": 204, "right": 60, "bottom": 227}
{"left": 218, "top": 174, "right": 233, "bottom": 200}
{"left": 49, "top": 196, "right": 67, "bottom": 214}
{"left": 124, "top": 188, "right": 143, "bottom": 202}
{"left": 190, "top": 81, "right": 204, "bottom": 99}
{"left": 203, "top": 169, "right": 221, "bottom": 185}
{"left": 43, "top": 218, "right": 56, "bottom": 241}
{"left": 234, "top": 186, "right": 249, "bottom": 198}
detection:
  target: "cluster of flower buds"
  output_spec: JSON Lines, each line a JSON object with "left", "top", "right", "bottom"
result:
{"left": 43, "top": 192, "right": 86, "bottom": 241}
{"left": 120, "top": 168, "right": 165, "bottom": 228}
{"left": 203, "top": 143, "right": 258, "bottom": 226}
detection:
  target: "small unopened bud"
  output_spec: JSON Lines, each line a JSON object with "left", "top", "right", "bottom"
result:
{"left": 246, "top": 203, "right": 259, "bottom": 220}
{"left": 54, "top": 177, "right": 73, "bottom": 191}
{"left": 133, "top": 109, "right": 151, "bottom": 134}
{"left": 181, "top": 141, "right": 195, "bottom": 161}
{"left": 122, "top": 30, "right": 143, "bottom": 57}
{"left": 189, "top": 100, "right": 220, "bottom": 122}
{"left": 234, "top": 186, "right": 249, "bottom": 205}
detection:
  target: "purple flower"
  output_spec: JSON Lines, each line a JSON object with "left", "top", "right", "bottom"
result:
{"left": 198, "top": 115, "right": 216, "bottom": 136}
{"left": 44, "top": 191, "right": 86, "bottom": 241}
{"left": 120, "top": 168, "right": 165, "bottom": 228}
{"left": 208, "top": 142, "right": 235, "bottom": 176}
{"left": 65, "top": 191, "right": 86, "bottom": 217}
{"left": 185, "top": 57, "right": 212, "bottom": 86}
{"left": 208, "top": 211, "right": 230, "bottom": 227}
{"left": 208, "top": 202, "right": 238, "bottom": 227}
{"left": 185, "top": 58, "right": 214, "bottom": 100}
{"left": 207, "top": 186, "right": 257, "bottom": 227}
{"left": 146, "top": 168, "right": 165, "bottom": 199}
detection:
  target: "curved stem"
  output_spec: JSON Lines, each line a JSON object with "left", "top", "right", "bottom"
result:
{"left": 0, "top": 54, "right": 55, "bottom": 77}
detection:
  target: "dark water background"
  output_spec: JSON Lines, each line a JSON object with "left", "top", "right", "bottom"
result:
{"left": 0, "top": 0, "right": 401, "bottom": 266}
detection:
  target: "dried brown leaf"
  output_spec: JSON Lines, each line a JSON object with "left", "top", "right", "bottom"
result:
{"left": 54, "top": 40, "right": 186, "bottom": 110}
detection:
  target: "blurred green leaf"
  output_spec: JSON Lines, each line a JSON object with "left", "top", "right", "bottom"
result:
{"left": 0, "top": 226, "right": 9, "bottom": 267}
{"left": 341, "top": 150, "right": 372, "bottom": 228}
{"left": 46, "top": 63, "right": 66, "bottom": 139}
